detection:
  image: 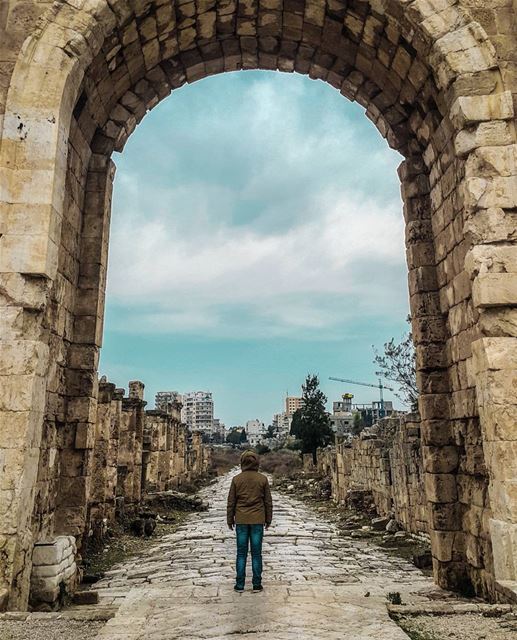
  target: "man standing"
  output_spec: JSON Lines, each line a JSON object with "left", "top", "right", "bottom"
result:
{"left": 227, "top": 450, "right": 273, "bottom": 592}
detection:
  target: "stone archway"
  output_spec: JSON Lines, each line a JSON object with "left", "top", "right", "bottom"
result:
{"left": 1, "top": 0, "right": 517, "bottom": 610}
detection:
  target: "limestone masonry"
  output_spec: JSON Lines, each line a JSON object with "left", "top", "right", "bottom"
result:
{"left": 1, "top": 0, "right": 517, "bottom": 611}
{"left": 319, "top": 415, "right": 430, "bottom": 537}
{"left": 7, "top": 375, "right": 211, "bottom": 610}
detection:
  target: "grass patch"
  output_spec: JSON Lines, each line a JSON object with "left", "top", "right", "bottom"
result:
{"left": 211, "top": 447, "right": 241, "bottom": 475}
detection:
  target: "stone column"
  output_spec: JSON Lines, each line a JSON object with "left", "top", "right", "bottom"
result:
{"left": 54, "top": 156, "right": 115, "bottom": 539}
{"left": 459, "top": 94, "right": 517, "bottom": 599}
{"left": 400, "top": 157, "right": 468, "bottom": 592}
{"left": 89, "top": 380, "right": 116, "bottom": 539}
{"left": 0, "top": 42, "right": 79, "bottom": 611}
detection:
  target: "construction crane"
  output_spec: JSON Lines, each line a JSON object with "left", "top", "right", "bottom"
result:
{"left": 328, "top": 376, "right": 395, "bottom": 418}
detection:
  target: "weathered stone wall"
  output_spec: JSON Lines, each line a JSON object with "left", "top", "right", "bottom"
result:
{"left": 143, "top": 400, "right": 202, "bottom": 493}
{"left": 88, "top": 379, "right": 211, "bottom": 535}
{"left": 390, "top": 415, "right": 428, "bottom": 535}
{"left": 319, "top": 415, "right": 427, "bottom": 536}
{"left": 25, "top": 376, "right": 212, "bottom": 608}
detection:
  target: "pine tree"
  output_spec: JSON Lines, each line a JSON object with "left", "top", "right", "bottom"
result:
{"left": 292, "top": 374, "right": 333, "bottom": 464}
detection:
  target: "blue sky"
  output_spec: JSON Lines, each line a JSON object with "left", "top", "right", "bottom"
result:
{"left": 100, "top": 70, "right": 410, "bottom": 426}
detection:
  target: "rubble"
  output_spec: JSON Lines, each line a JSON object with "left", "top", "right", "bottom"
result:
{"left": 144, "top": 491, "right": 209, "bottom": 513}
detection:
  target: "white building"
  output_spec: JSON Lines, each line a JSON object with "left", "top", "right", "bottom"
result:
{"left": 182, "top": 391, "right": 214, "bottom": 433}
{"left": 212, "top": 418, "right": 226, "bottom": 440}
{"left": 272, "top": 412, "right": 292, "bottom": 437}
{"left": 330, "top": 394, "right": 354, "bottom": 435}
{"left": 155, "top": 391, "right": 182, "bottom": 414}
{"left": 246, "top": 419, "right": 265, "bottom": 446}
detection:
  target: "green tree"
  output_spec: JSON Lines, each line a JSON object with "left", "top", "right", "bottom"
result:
{"left": 226, "top": 429, "right": 244, "bottom": 446}
{"left": 291, "top": 374, "right": 333, "bottom": 464}
{"left": 265, "top": 425, "right": 276, "bottom": 439}
{"left": 373, "top": 316, "right": 418, "bottom": 410}
{"left": 239, "top": 429, "right": 248, "bottom": 443}
{"left": 290, "top": 409, "right": 303, "bottom": 438}
{"left": 255, "top": 443, "right": 270, "bottom": 455}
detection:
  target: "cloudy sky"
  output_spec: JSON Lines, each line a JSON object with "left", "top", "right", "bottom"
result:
{"left": 100, "top": 70, "right": 410, "bottom": 426}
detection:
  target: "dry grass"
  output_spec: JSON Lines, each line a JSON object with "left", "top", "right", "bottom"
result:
{"left": 211, "top": 447, "right": 302, "bottom": 479}
{"left": 210, "top": 447, "right": 241, "bottom": 475}
{"left": 258, "top": 449, "right": 302, "bottom": 478}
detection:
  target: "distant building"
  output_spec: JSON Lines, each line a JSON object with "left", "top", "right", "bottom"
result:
{"left": 353, "top": 400, "right": 395, "bottom": 427}
{"left": 285, "top": 396, "right": 303, "bottom": 416}
{"left": 330, "top": 394, "right": 354, "bottom": 435}
{"left": 246, "top": 419, "right": 265, "bottom": 446}
{"left": 272, "top": 412, "right": 292, "bottom": 437}
{"left": 182, "top": 391, "right": 214, "bottom": 433}
{"left": 212, "top": 418, "right": 226, "bottom": 439}
{"left": 155, "top": 391, "right": 183, "bottom": 414}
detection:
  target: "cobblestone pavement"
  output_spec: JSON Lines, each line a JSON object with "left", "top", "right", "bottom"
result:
{"left": 92, "top": 472, "right": 435, "bottom": 639}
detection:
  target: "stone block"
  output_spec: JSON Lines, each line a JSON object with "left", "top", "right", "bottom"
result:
{"left": 462, "top": 176, "right": 517, "bottom": 211}
{"left": 419, "top": 394, "right": 450, "bottom": 420}
{"left": 423, "top": 445, "right": 459, "bottom": 473}
{"left": 466, "top": 245, "right": 517, "bottom": 280}
{"left": 478, "top": 309, "right": 517, "bottom": 338}
{"left": 472, "top": 337, "right": 517, "bottom": 373}
{"left": 465, "top": 208, "right": 517, "bottom": 245}
{"left": 450, "top": 92, "right": 514, "bottom": 129}
{"left": 490, "top": 518, "right": 517, "bottom": 581}
{"left": 425, "top": 472, "right": 458, "bottom": 503}
{"left": 57, "top": 476, "right": 89, "bottom": 508}
{"left": 466, "top": 145, "right": 517, "bottom": 179}
{"left": 473, "top": 273, "right": 517, "bottom": 308}
{"left": 67, "top": 397, "right": 97, "bottom": 424}
{"left": 429, "top": 502, "right": 461, "bottom": 531}
{"left": 68, "top": 344, "right": 99, "bottom": 371}
{"left": 455, "top": 121, "right": 513, "bottom": 157}
{"left": 416, "top": 343, "right": 447, "bottom": 371}
{"left": 0, "top": 410, "right": 45, "bottom": 450}
{"left": 128, "top": 381, "right": 145, "bottom": 400}
{"left": 32, "top": 536, "right": 73, "bottom": 566}
{"left": 430, "top": 529, "right": 455, "bottom": 562}
{"left": 478, "top": 405, "right": 517, "bottom": 442}
{"left": 420, "top": 419, "right": 454, "bottom": 446}
{"left": 0, "top": 374, "right": 46, "bottom": 412}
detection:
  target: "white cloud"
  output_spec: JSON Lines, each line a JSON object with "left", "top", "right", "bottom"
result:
{"left": 107, "top": 72, "right": 408, "bottom": 339}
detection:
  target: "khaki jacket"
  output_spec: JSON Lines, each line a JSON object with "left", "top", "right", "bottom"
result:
{"left": 226, "top": 451, "right": 273, "bottom": 526}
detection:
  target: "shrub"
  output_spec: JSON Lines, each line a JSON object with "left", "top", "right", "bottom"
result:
{"left": 211, "top": 447, "right": 241, "bottom": 475}
{"left": 255, "top": 444, "right": 271, "bottom": 455}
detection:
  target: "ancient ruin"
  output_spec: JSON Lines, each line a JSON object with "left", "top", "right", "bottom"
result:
{"left": 1, "top": 0, "right": 517, "bottom": 611}
{"left": 318, "top": 415, "right": 429, "bottom": 537}
{"left": 27, "top": 377, "right": 211, "bottom": 608}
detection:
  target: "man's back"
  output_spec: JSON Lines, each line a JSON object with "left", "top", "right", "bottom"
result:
{"left": 228, "top": 470, "right": 272, "bottom": 525}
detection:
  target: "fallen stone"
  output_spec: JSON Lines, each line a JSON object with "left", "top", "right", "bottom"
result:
{"left": 386, "top": 519, "right": 400, "bottom": 533}
{"left": 371, "top": 516, "right": 390, "bottom": 531}
{"left": 72, "top": 590, "right": 99, "bottom": 605}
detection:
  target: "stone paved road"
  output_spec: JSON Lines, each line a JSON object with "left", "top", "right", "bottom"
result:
{"left": 93, "top": 472, "right": 435, "bottom": 639}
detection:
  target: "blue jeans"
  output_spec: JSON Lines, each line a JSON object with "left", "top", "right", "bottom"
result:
{"left": 235, "top": 524, "right": 264, "bottom": 589}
